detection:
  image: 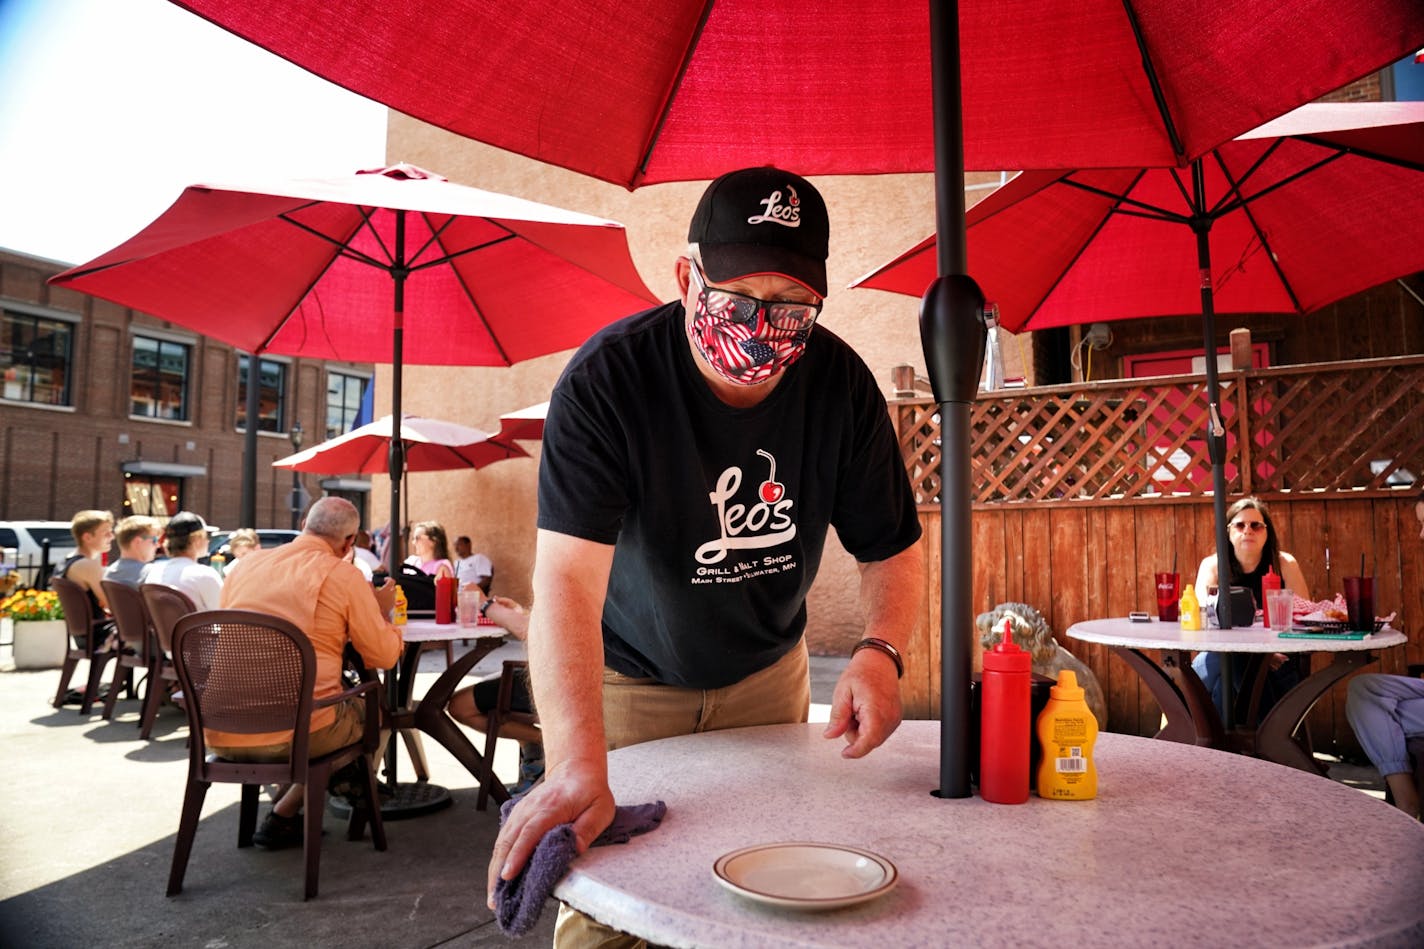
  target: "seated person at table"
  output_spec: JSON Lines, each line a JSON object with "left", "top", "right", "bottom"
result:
{"left": 447, "top": 595, "right": 542, "bottom": 792}
{"left": 218, "top": 527, "right": 260, "bottom": 578}
{"left": 213, "top": 497, "right": 404, "bottom": 849}
{"left": 352, "top": 528, "right": 382, "bottom": 573}
{"left": 54, "top": 509, "right": 115, "bottom": 648}
{"left": 1193, "top": 496, "right": 1311, "bottom": 722}
{"left": 453, "top": 534, "right": 493, "bottom": 594}
{"left": 1344, "top": 489, "right": 1424, "bottom": 820}
{"left": 404, "top": 520, "right": 454, "bottom": 579}
{"left": 103, "top": 515, "right": 161, "bottom": 588}
{"left": 141, "top": 511, "right": 223, "bottom": 611}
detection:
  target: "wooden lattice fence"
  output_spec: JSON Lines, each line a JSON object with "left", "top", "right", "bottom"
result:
{"left": 892, "top": 355, "right": 1424, "bottom": 751}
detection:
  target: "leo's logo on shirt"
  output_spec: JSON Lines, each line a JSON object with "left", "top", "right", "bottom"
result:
{"left": 694, "top": 449, "right": 797, "bottom": 565}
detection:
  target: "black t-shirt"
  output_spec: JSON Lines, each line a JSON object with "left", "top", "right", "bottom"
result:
{"left": 538, "top": 301, "right": 922, "bottom": 688}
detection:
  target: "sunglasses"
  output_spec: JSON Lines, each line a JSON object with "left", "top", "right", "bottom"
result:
{"left": 688, "top": 259, "right": 821, "bottom": 334}
{"left": 1230, "top": 520, "right": 1266, "bottom": 532}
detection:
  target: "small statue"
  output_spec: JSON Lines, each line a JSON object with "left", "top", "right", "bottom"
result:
{"left": 976, "top": 601, "right": 1108, "bottom": 728}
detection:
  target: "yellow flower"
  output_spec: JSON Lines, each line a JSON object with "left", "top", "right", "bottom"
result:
{"left": 0, "top": 589, "right": 63, "bottom": 621}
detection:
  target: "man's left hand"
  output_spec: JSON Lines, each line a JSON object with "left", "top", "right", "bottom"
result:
{"left": 823, "top": 649, "right": 902, "bottom": 758}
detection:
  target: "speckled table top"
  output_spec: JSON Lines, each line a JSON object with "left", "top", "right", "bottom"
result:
{"left": 556, "top": 721, "right": 1424, "bottom": 948}
{"left": 1068, "top": 616, "right": 1407, "bottom": 653}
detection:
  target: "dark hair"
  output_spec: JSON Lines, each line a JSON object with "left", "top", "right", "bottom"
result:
{"left": 1224, "top": 496, "right": 1280, "bottom": 581}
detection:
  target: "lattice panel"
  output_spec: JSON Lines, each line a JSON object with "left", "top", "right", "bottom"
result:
{"left": 893, "top": 356, "right": 1423, "bottom": 504}
{"left": 1243, "top": 360, "right": 1424, "bottom": 493}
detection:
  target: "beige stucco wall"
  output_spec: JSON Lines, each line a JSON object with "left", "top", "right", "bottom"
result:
{"left": 378, "top": 114, "right": 1025, "bottom": 653}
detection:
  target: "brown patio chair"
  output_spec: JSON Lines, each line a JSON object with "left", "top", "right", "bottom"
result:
{"left": 102, "top": 580, "right": 177, "bottom": 737}
{"left": 166, "top": 609, "right": 387, "bottom": 900}
{"left": 140, "top": 583, "right": 197, "bottom": 659}
{"left": 475, "top": 659, "right": 541, "bottom": 812}
{"left": 49, "top": 576, "right": 121, "bottom": 715}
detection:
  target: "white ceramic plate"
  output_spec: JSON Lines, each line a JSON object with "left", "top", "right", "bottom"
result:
{"left": 712, "top": 842, "right": 898, "bottom": 910}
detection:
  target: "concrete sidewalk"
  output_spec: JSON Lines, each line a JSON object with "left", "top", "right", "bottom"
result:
{"left": 0, "top": 642, "right": 848, "bottom": 948}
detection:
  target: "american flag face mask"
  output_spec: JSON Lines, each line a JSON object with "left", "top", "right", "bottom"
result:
{"left": 687, "top": 259, "right": 816, "bottom": 386}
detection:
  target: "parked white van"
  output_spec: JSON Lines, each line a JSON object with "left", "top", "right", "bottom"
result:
{"left": 0, "top": 521, "right": 78, "bottom": 586}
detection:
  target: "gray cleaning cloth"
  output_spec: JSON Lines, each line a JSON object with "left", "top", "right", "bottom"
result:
{"left": 495, "top": 795, "right": 667, "bottom": 937}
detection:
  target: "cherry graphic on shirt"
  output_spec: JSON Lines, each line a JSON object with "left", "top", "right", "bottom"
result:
{"left": 756, "top": 449, "right": 784, "bottom": 503}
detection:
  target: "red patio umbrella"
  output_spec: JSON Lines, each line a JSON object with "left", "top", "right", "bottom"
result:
{"left": 854, "top": 100, "right": 1424, "bottom": 716}
{"left": 272, "top": 414, "right": 526, "bottom": 475}
{"left": 164, "top": 0, "right": 1424, "bottom": 794}
{"left": 167, "top": 0, "right": 1421, "bottom": 188}
{"left": 50, "top": 163, "right": 658, "bottom": 576}
{"left": 853, "top": 102, "right": 1424, "bottom": 332}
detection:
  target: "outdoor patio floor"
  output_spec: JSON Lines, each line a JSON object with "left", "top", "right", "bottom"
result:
{"left": 0, "top": 642, "right": 1385, "bottom": 947}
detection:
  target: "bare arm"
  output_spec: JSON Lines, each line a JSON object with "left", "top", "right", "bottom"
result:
{"left": 1194, "top": 555, "right": 1219, "bottom": 601}
{"left": 70, "top": 557, "right": 110, "bottom": 612}
{"left": 823, "top": 541, "right": 922, "bottom": 759}
{"left": 486, "top": 529, "right": 616, "bottom": 906}
{"left": 1277, "top": 552, "right": 1310, "bottom": 602}
{"left": 483, "top": 595, "right": 528, "bottom": 638}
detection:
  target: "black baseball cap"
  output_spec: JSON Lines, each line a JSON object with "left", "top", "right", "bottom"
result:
{"left": 164, "top": 511, "right": 208, "bottom": 544}
{"left": 688, "top": 166, "right": 829, "bottom": 297}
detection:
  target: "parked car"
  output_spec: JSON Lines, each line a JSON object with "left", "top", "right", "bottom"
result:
{"left": 204, "top": 529, "right": 301, "bottom": 561}
{"left": 0, "top": 520, "right": 77, "bottom": 587}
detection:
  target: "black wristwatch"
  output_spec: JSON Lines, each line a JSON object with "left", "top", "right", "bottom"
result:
{"left": 478, "top": 597, "right": 492, "bottom": 617}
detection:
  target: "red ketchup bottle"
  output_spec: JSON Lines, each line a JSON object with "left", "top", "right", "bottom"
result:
{"left": 1260, "top": 566, "right": 1281, "bottom": 628}
{"left": 435, "top": 574, "right": 456, "bottom": 624}
{"left": 980, "top": 618, "right": 1031, "bottom": 804}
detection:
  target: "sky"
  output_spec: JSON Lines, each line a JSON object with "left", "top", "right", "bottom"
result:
{"left": 0, "top": 0, "right": 388, "bottom": 266}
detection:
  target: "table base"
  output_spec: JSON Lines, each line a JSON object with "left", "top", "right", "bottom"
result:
{"left": 327, "top": 780, "right": 452, "bottom": 821}
{"left": 1118, "top": 644, "right": 1379, "bottom": 773}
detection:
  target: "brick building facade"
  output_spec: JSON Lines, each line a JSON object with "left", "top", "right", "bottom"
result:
{"left": 0, "top": 248, "right": 374, "bottom": 530}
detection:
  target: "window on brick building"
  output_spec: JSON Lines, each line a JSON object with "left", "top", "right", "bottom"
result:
{"left": 235, "top": 353, "right": 288, "bottom": 433}
{"left": 326, "top": 371, "right": 369, "bottom": 439}
{"left": 1, "top": 308, "right": 72, "bottom": 406}
{"left": 130, "top": 335, "right": 191, "bottom": 420}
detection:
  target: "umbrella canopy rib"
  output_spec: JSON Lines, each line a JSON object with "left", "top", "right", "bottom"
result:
{"left": 1120, "top": 0, "right": 1186, "bottom": 163}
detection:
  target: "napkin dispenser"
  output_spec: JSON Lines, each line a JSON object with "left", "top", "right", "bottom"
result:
{"left": 1211, "top": 585, "right": 1257, "bottom": 628}
{"left": 969, "top": 673, "right": 1054, "bottom": 790}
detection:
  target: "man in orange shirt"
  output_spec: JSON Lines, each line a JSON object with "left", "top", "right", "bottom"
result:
{"left": 213, "top": 496, "right": 403, "bottom": 849}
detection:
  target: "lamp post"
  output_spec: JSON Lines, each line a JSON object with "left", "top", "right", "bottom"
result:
{"left": 289, "top": 419, "right": 304, "bottom": 529}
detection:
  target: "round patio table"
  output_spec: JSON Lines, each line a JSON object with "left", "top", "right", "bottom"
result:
{"left": 555, "top": 721, "right": 1424, "bottom": 948}
{"left": 1066, "top": 617, "right": 1406, "bottom": 772}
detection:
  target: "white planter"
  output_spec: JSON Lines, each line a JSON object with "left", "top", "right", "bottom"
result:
{"left": 12, "top": 619, "right": 69, "bottom": 669}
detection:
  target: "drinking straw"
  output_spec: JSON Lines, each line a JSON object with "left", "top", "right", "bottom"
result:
{"left": 1360, "top": 553, "right": 1365, "bottom": 577}
{"left": 1172, "top": 552, "right": 1177, "bottom": 576}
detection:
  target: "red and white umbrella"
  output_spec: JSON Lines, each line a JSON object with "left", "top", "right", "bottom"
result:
{"left": 272, "top": 414, "right": 525, "bottom": 475}
{"left": 492, "top": 401, "right": 549, "bottom": 443}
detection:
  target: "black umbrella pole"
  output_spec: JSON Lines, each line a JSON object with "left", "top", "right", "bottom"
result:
{"left": 1192, "top": 161, "right": 1237, "bottom": 727}
{"left": 241, "top": 360, "right": 260, "bottom": 528}
{"left": 921, "top": 275, "right": 986, "bottom": 800}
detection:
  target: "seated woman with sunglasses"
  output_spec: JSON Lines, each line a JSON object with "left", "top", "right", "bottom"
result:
{"left": 1192, "top": 496, "right": 1312, "bottom": 722}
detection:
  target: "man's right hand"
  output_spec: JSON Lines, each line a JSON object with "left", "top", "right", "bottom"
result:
{"left": 373, "top": 577, "right": 397, "bottom": 618}
{"left": 485, "top": 758, "right": 615, "bottom": 908}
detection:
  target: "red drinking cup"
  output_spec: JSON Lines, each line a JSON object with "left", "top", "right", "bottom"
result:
{"left": 1155, "top": 572, "right": 1180, "bottom": 622}
{"left": 1342, "top": 576, "right": 1375, "bottom": 632}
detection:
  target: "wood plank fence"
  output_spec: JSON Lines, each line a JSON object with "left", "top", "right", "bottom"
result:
{"left": 895, "top": 355, "right": 1424, "bottom": 755}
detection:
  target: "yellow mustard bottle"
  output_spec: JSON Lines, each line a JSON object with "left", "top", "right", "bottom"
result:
{"left": 393, "top": 584, "right": 408, "bottom": 626}
{"left": 1036, "top": 670, "right": 1098, "bottom": 800}
{"left": 1179, "top": 584, "right": 1201, "bottom": 631}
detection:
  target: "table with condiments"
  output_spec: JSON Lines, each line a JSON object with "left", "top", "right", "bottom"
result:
{"left": 1066, "top": 616, "right": 1406, "bottom": 772}
{"left": 355, "top": 618, "right": 506, "bottom": 818}
{"left": 552, "top": 721, "right": 1424, "bottom": 947}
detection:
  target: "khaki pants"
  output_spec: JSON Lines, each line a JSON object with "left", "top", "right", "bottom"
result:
{"left": 209, "top": 697, "right": 370, "bottom": 761}
{"left": 554, "top": 640, "right": 810, "bottom": 949}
